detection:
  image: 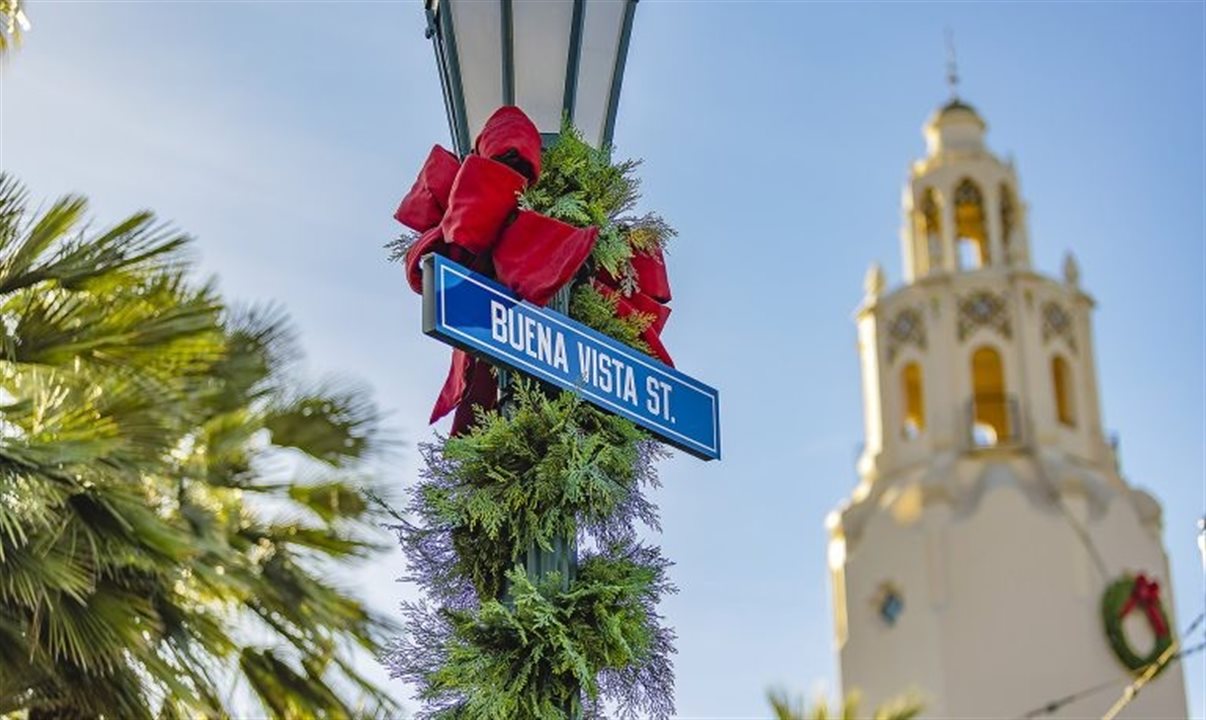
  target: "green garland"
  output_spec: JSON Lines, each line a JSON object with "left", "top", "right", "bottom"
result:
{"left": 424, "top": 550, "right": 670, "bottom": 718}
{"left": 1101, "top": 574, "right": 1173, "bottom": 673}
{"left": 388, "top": 124, "right": 678, "bottom": 720}
{"left": 430, "top": 384, "right": 647, "bottom": 600}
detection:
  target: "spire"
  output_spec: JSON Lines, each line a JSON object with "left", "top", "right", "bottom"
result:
{"left": 924, "top": 36, "right": 985, "bottom": 157}
{"left": 945, "top": 28, "right": 960, "bottom": 100}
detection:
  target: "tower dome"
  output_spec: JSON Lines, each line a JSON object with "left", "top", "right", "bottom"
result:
{"left": 924, "top": 97, "right": 988, "bottom": 155}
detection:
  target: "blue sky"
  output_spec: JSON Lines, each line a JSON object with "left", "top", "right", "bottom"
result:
{"left": 2, "top": 2, "right": 1202, "bottom": 718}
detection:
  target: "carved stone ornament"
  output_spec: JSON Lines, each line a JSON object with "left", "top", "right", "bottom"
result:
{"left": 1063, "top": 252, "right": 1081, "bottom": 287}
{"left": 865, "top": 262, "right": 886, "bottom": 299}
{"left": 887, "top": 307, "right": 926, "bottom": 362}
{"left": 957, "top": 291, "right": 1011, "bottom": 341}
{"left": 1041, "top": 301, "right": 1077, "bottom": 352}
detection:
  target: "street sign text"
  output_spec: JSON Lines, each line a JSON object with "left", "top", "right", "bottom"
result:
{"left": 422, "top": 254, "right": 720, "bottom": 460}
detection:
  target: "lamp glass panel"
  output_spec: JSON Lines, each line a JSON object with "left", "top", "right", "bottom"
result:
{"left": 512, "top": 0, "right": 574, "bottom": 134}
{"left": 449, "top": 0, "right": 505, "bottom": 144}
{"left": 574, "top": 0, "right": 626, "bottom": 147}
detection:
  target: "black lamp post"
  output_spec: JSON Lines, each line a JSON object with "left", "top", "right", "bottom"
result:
{"left": 423, "top": 0, "right": 638, "bottom": 155}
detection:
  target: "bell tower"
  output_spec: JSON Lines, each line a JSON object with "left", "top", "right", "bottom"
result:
{"left": 903, "top": 99, "right": 1032, "bottom": 280}
{"left": 828, "top": 96, "right": 1188, "bottom": 718}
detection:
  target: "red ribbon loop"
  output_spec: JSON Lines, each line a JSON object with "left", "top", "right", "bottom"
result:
{"left": 1118, "top": 573, "right": 1169, "bottom": 638}
{"left": 494, "top": 211, "right": 598, "bottom": 307}
{"left": 440, "top": 154, "right": 527, "bottom": 255}
{"left": 394, "top": 106, "right": 674, "bottom": 435}
{"left": 475, "top": 106, "right": 543, "bottom": 182}
{"left": 394, "top": 145, "right": 461, "bottom": 233}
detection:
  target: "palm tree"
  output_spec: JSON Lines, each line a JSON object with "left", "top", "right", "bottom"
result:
{"left": 768, "top": 688, "right": 923, "bottom": 720}
{"left": 0, "top": 174, "right": 400, "bottom": 718}
{"left": 1, "top": 0, "right": 30, "bottom": 53}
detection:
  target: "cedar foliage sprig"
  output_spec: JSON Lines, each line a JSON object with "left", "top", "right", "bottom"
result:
{"left": 388, "top": 384, "right": 676, "bottom": 719}
{"left": 401, "top": 547, "right": 673, "bottom": 720}
{"left": 520, "top": 122, "right": 672, "bottom": 285}
{"left": 424, "top": 383, "right": 647, "bottom": 600}
{"left": 569, "top": 283, "right": 653, "bottom": 355}
{"left": 387, "top": 126, "right": 680, "bottom": 719}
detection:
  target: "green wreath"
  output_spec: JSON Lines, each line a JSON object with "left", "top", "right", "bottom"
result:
{"left": 1101, "top": 573, "right": 1174, "bottom": 673}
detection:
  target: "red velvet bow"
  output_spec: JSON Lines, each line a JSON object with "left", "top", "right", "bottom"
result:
{"left": 1119, "top": 573, "right": 1169, "bottom": 638}
{"left": 592, "top": 245, "right": 674, "bottom": 367}
{"left": 394, "top": 106, "right": 674, "bottom": 434}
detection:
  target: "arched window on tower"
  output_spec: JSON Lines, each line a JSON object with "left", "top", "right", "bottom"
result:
{"left": 999, "top": 183, "right": 1016, "bottom": 262}
{"left": 918, "top": 188, "right": 943, "bottom": 273}
{"left": 901, "top": 362, "right": 925, "bottom": 439}
{"left": 1051, "top": 355, "right": 1076, "bottom": 427}
{"left": 970, "top": 346, "right": 1009, "bottom": 445}
{"left": 955, "top": 179, "right": 990, "bottom": 269}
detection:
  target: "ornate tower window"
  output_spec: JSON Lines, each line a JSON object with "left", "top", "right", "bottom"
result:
{"left": 901, "top": 362, "right": 925, "bottom": 439}
{"left": 970, "top": 346, "right": 1010, "bottom": 445}
{"left": 1051, "top": 355, "right": 1076, "bottom": 427}
{"left": 1041, "top": 302, "right": 1077, "bottom": 351}
{"left": 887, "top": 307, "right": 926, "bottom": 361}
{"left": 1000, "top": 183, "right": 1016, "bottom": 261}
{"left": 957, "top": 291, "right": 1011, "bottom": 340}
{"left": 919, "top": 188, "right": 943, "bottom": 273}
{"left": 955, "top": 178, "right": 990, "bottom": 269}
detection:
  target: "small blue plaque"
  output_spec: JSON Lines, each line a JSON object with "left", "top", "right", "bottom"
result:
{"left": 421, "top": 254, "right": 721, "bottom": 461}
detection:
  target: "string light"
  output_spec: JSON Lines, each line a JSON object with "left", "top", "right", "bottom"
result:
{"left": 1014, "top": 617, "right": 1204, "bottom": 719}
{"left": 1016, "top": 517, "right": 1206, "bottom": 719}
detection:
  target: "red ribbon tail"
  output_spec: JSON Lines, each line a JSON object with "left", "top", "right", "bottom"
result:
{"left": 430, "top": 349, "right": 473, "bottom": 424}
{"left": 1147, "top": 606, "right": 1169, "bottom": 638}
{"left": 449, "top": 357, "right": 498, "bottom": 437}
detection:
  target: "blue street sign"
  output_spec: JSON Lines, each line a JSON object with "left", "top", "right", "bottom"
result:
{"left": 422, "top": 254, "right": 721, "bottom": 460}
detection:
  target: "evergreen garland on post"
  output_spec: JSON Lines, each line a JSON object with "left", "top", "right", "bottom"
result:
{"left": 386, "top": 125, "right": 678, "bottom": 719}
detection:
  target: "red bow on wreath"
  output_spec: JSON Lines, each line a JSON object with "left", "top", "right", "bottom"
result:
{"left": 1118, "top": 573, "right": 1169, "bottom": 638}
{"left": 393, "top": 106, "right": 674, "bottom": 436}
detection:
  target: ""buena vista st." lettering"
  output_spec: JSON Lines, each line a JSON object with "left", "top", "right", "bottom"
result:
{"left": 489, "top": 299, "right": 674, "bottom": 423}
{"left": 490, "top": 299, "right": 569, "bottom": 372}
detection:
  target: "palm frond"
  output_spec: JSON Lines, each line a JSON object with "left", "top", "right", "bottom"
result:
{"left": 263, "top": 380, "right": 384, "bottom": 467}
{"left": 768, "top": 688, "right": 808, "bottom": 720}
{"left": 766, "top": 689, "right": 921, "bottom": 720}
{"left": 5, "top": 271, "right": 222, "bottom": 374}
{"left": 287, "top": 479, "right": 372, "bottom": 523}
{"left": 0, "top": 1, "right": 30, "bottom": 54}
{"left": 0, "top": 175, "right": 399, "bottom": 717}
{"left": 873, "top": 694, "right": 924, "bottom": 720}
{"left": 210, "top": 303, "right": 299, "bottom": 409}
{"left": 0, "top": 194, "right": 87, "bottom": 292}
{"left": 240, "top": 648, "right": 355, "bottom": 720}
{"left": 0, "top": 174, "right": 193, "bottom": 296}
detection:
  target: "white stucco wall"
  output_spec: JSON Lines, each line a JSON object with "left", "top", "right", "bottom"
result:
{"left": 835, "top": 460, "right": 1186, "bottom": 718}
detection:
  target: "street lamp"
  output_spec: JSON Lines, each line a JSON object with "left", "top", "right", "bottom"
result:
{"left": 423, "top": 0, "right": 638, "bottom": 155}
{"left": 421, "top": 0, "right": 644, "bottom": 581}
{"left": 420, "top": 4, "right": 641, "bottom": 715}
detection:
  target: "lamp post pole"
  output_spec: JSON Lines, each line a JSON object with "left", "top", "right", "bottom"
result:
{"left": 422, "top": 2, "right": 639, "bottom": 714}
